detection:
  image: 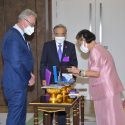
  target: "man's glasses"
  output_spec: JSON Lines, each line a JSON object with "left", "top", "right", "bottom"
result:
{"left": 24, "top": 18, "right": 35, "bottom": 27}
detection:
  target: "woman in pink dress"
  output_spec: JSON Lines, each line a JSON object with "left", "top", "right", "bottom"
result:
{"left": 67, "top": 29, "right": 125, "bottom": 125}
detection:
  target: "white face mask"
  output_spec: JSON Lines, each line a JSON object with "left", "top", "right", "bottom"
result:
{"left": 55, "top": 37, "right": 65, "bottom": 44}
{"left": 80, "top": 43, "right": 89, "bottom": 53}
{"left": 24, "top": 25, "right": 34, "bottom": 35}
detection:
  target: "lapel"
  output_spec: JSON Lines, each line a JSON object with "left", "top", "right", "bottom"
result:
{"left": 13, "top": 28, "right": 30, "bottom": 51}
{"left": 52, "top": 40, "right": 60, "bottom": 62}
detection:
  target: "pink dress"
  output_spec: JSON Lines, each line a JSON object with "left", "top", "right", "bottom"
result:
{"left": 88, "top": 43, "right": 125, "bottom": 125}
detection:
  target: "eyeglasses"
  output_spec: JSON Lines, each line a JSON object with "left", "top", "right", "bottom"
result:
{"left": 24, "top": 18, "right": 35, "bottom": 27}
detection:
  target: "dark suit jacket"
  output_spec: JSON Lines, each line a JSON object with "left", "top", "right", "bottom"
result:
{"left": 40, "top": 40, "right": 78, "bottom": 84}
{"left": 2, "top": 28, "right": 34, "bottom": 89}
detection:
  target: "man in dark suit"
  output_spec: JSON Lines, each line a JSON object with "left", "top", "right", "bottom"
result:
{"left": 2, "top": 9, "right": 37, "bottom": 125}
{"left": 40, "top": 24, "right": 78, "bottom": 125}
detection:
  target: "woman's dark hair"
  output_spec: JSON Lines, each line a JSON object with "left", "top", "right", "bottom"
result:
{"left": 76, "top": 29, "right": 96, "bottom": 43}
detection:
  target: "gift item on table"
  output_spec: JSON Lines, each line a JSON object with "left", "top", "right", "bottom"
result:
{"left": 61, "top": 73, "right": 74, "bottom": 83}
{"left": 69, "top": 89, "right": 79, "bottom": 98}
{"left": 45, "top": 68, "right": 51, "bottom": 85}
{"left": 53, "top": 66, "right": 58, "bottom": 83}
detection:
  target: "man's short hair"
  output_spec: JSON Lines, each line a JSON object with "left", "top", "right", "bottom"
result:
{"left": 18, "top": 9, "right": 37, "bottom": 20}
{"left": 53, "top": 24, "right": 67, "bottom": 33}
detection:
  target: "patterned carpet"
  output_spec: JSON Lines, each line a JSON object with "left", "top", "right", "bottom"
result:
{"left": 0, "top": 113, "right": 96, "bottom": 125}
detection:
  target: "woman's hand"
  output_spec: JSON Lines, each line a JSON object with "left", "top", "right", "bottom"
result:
{"left": 67, "top": 66, "right": 80, "bottom": 74}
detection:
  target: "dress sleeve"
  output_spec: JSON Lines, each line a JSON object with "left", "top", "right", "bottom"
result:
{"left": 89, "top": 48, "right": 101, "bottom": 72}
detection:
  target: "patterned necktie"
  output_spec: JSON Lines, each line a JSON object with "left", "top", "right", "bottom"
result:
{"left": 27, "top": 42, "right": 30, "bottom": 50}
{"left": 58, "top": 44, "right": 62, "bottom": 61}
{"left": 23, "top": 34, "right": 30, "bottom": 50}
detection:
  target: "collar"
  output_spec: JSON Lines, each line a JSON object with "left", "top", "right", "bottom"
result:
{"left": 56, "top": 41, "right": 64, "bottom": 51}
{"left": 55, "top": 41, "right": 64, "bottom": 47}
{"left": 13, "top": 24, "right": 25, "bottom": 39}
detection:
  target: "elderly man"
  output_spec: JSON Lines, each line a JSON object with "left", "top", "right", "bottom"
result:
{"left": 40, "top": 24, "right": 78, "bottom": 125}
{"left": 2, "top": 9, "right": 37, "bottom": 125}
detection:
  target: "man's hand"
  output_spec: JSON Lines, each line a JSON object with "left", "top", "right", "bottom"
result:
{"left": 28, "top": 73, "right": 35, "bottom": 86}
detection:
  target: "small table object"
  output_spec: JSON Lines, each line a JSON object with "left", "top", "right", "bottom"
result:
{"left": 29, "top": 95, "right": 84, "bottom": 125}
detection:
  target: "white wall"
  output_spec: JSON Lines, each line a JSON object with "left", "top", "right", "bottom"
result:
{"left": 52, "top": 0, "right": 125, "bottom": 91}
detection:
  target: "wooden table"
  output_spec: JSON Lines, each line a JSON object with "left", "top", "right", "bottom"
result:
{"left": 29, "top": 95, "right": 84, "bottom": 125}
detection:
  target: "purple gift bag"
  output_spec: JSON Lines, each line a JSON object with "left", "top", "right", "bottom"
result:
{"left": 45, "top": 68, "right": 51, "bottom": 85}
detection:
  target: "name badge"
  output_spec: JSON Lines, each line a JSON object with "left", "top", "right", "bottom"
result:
{"left": 63, "top": 56, "right": 69, "bottom": 62}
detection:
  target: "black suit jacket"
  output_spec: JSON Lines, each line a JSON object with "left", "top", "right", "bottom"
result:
{"left": 40, "top": 40, "right": 78, "bottom": 84}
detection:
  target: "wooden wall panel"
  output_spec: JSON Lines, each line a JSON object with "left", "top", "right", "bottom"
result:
{"left": 36, "top": 0, "right": 52, "bottom": 96}
{"left": 0, "top": 0, "right": 5, "bottom": 110}
{"left": 0, "top": 0, "right": 52, "bottom": 112}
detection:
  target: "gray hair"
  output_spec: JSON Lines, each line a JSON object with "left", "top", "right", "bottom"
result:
{"left": 53, "top": 24, "right": 67, "bottom": 33}
{"left": 18, "top": 9, "right": 37, "bottom": 20}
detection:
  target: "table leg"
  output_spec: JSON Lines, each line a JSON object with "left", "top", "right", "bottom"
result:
{"left": 76, "top": 102, "right": 80, "bottom": 125}
{"left": 55, "top": 112, "right": 58, "bottom": 125}
{"left": 34, "top": 107, "right": 38, "bottom": 125}
{"left": 44, "top": 112, "right": 51, "bottom": 125}
{"left": 73, "top": 105, "right": 77, "bottom": 125}
{"left": 80, "top": 96, "right": 84, "bottom": 125}
{"left": 43, "top": 112, "right": 45, "bottom": 125}
{"left": 66, "top": 108, "right": 70, "bottom": 125}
